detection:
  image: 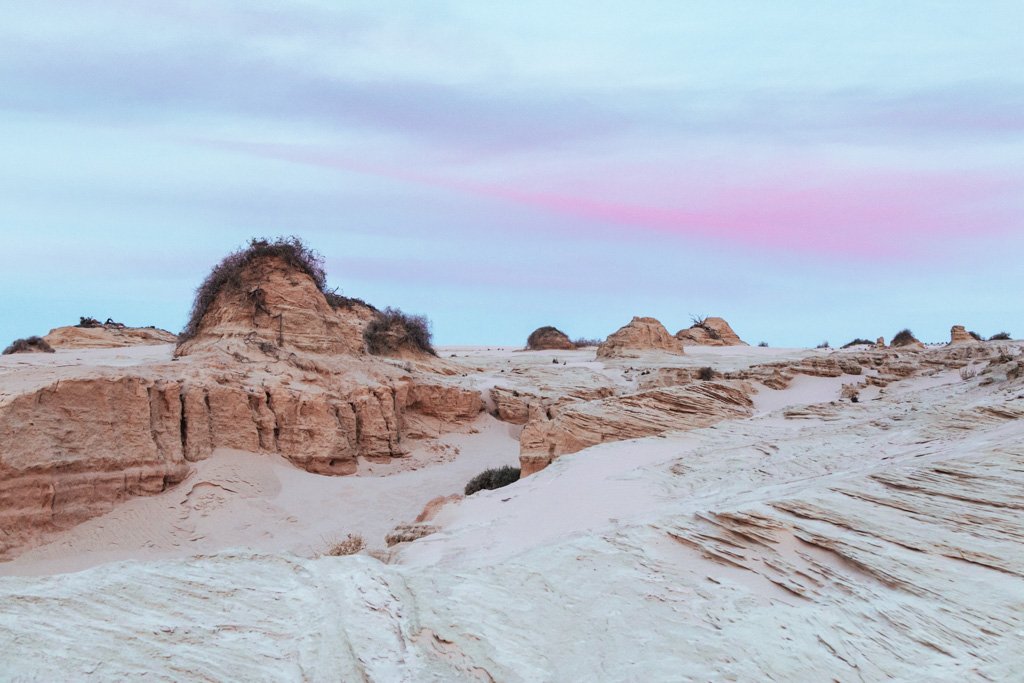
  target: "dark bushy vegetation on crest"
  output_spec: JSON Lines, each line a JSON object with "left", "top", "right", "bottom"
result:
{"left": 3, "top": 336, "right": 54, "bottom": 355}
{"left": 968, "top": 331, "right": 983, "bottom": 341}
{"left": 891, "top": 329, "right": 917, "bottom": 347}
{"left": 324, "top": 289, "right": 377, "bottom": 312}
{"left": 697, "top": 366, "right": 716, "bottom": 381}
{"left": 842, "top": 338, "right": 875, "bottom": 348}
{"left": 465, "top": 465, "right": 521, "bottom": 496}
{"left": 527, "top": 326, "right": 567, "bottom": 349}
{"left": 989, "top": 331, "right": 1012, "bottom": 341}
{"left": 363, "top": 307, "right": 436, "bottom": 356}
{"left": 179, "top": 237, "right": 330, "bottom": 343}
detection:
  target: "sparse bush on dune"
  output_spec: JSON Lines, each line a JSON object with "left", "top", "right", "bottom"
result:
{"left": 572, "top": 337, "right": 603, "bottom": 348}
{"left": 891, "top": 329, "right": 918, "bottom": 347}
{"left": 842, "top": 338, "right": 875, "bottom": 348}
{"left": 816, "top": 340, "right": 830, "bottom": 349}
{"left": 968, "top": 330, "right": 983, "bottom": 341}
{"left": 758, "top": 341, "right": 769, "bottom": 347}
{"left": 363, "top": 307, "right": 436, "bottom": 356}
{"left": 465, "top": 465, "right": 521, "bottom": 496}
{"left": 324, "top": 289, "right": 377, "bottom": 312}
{"left": 77, "top": 316, "right": 102, "bottom": 328}
{"left": 179, "top": 236, "right": 329, "bottom": 343}
{"left": 989, "top": 332, "right": 1012, "bottom": 341}
{"left": 323, "top": 534, "right": 365, "bottom": 557}
{"left": 3, "top": 336, "right": 55, "bottom": 355}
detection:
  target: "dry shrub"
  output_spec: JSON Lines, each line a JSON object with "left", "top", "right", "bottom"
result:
{"left": 364, "top": 307, "right": 435, "bottom": 356}
{"left": 526, "top": 326, "right": 568, "bottom": 349}
{"left": 465, "top": 465, "right": 520, "bottom": 495}
{"left": 78, "top": 316, "right": 102, "bottom": 328}
{"left": 989, "top": 331, "right": 1012, "bottom": 341}
{"left": 572, "top": 337, "right": 603, "bottom": 348}
{"left": 325, "top": 534, "right": 365, "bottom": 556}
{"left": 757, "top": 341, "right": 769, "bottom": 347}
{"left": 697, "top": 366, "right": 715, "bottom": 381}
{"left": 180, "top": 236, "right": 327, "bottom": 343}
{"left": 324, "top": 289, "right": 377, "bottom": 311}
{"left": 891, "top": 329, "right": 918, "bottom": 347}
{"left": 3, "top": 336, "right": 55, "bottom": 355}
{"left": 816, "top": 340, "right": 831, "bottom": 349}
{"left": 841, "top": 338, "right": 875, "bottom": 348}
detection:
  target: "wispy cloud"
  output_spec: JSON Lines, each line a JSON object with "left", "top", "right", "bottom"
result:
{"left": 195, "top": 138, "right": 1021, "bottom": 258}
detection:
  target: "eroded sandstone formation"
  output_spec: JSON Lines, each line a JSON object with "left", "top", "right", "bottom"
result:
{"left": 43, "top": 325, "right": 177, "bottom": 349}
{"left": 0, "top": 367, "right": 482, "bottom": 557}
{"left": 676, "top": 317, "right": 746, "bottom": 346}
{"left": 526, "top": 326, "right": 575, "bottom": 351}
{"left": 519, "top": 382, "right": 752, "bottom": 475}
{"left": 949, "top": 325, "right": 979, "bottom": 345}
{"left": 175, "top": 253, "right": 376, "bottom": 357}
{"left": 597, "top": 317, "right": 683, "bottom": 358}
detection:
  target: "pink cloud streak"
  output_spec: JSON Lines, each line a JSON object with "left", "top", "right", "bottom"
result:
{"left": 196, "top": 138, "right": 1018, "bottom": 258}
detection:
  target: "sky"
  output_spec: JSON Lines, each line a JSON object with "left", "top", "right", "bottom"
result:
{"left": 1, "top": 1, "right": 1021, "bottom": 347}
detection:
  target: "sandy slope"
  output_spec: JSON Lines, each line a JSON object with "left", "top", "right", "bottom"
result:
{"left": 1, "top": 344, "right": 1022, "bottom": 680}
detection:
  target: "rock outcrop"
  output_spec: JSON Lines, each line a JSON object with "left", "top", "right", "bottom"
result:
{"left": 676, "top": 317, "right": 746, "bottom": 346}
{"left": 891, "top": 329, "right": 925, "bottom": 349}
{"left": 175, "top": 253, "right": 376, "bottom": 357}
{"left": 0, "top": 367, "right": 482, "bottom": 557}
{"left": 42, "top": 325, "right": 177, "bottom": 349}
{"left": 949, "top": 325, "right": 979, "bottom": 345}
{"left": 596, "top": 317, "right": 683, "bottom": 358}
{"left": 519, "top": 382, "right": 752, "bottom": 475}
{"left": 525, "top": 326, "right": 575, "bottom": 351}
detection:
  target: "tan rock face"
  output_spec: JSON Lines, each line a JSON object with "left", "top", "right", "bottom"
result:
{"left": 176, "top": 254, "right": 375, "bottom": 357}
{"left": 597, "top": 317, "right": 684, "bottom": 358}
{"left": 676, "top": 317, "right": 746, "bottom": 346}
{"left": 519, "top": 382, "right": 752, "bottom": 475}
{"left": 949, "top": 325, "right": 978, "bottom": 345}
{"left": 43, "top": 326, "right": 177, "bottom": 349}
{"left": 0, "top": 377, "right": 190, "bottom": 556}
{"left": 0, "top": 364, "right": 483, "bottom": 558}
{"left": 526, "top": 326, "right": 575, "bottom": 351}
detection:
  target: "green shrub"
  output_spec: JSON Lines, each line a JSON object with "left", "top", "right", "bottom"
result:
{"left": 465, "top": 465, "right": 521, "bottom": 495}
{"left": 364, "top": 307, "right": 435, "bottom": 356}
{"left": 3, "top": 336, "right": 55, "bottom": 355}
{"left": 179, "top": 236, "right": 328, "bottom": 343}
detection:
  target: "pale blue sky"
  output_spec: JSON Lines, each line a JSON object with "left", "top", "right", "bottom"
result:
{"left": 1, "top": 1, "right": 1021, "bottom": 346}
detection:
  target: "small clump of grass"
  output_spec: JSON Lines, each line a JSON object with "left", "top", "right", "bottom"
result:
{"left": 324, "top": 534, "right": 365, "bottom": 557}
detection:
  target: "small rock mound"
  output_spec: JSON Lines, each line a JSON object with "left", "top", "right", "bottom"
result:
{"left": 891, "top": 328, "right": 925, "bottom": 349}
{"left": 43, "top": 325, "right": 176, "bottom": 350}
{"left": 949, "top": 325, "right": 979, "bottom": 345}
{"left": 175, "top": 237, "right": 376, "bottom": 357}
{"left": 597, "top": 317, "right": 684, "bottom": 358}
{"left": 526, "top": 326, "right": 575, "bottom": 351}
{"left": 676, "top": 316, "right": 746, "bottom": 346}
